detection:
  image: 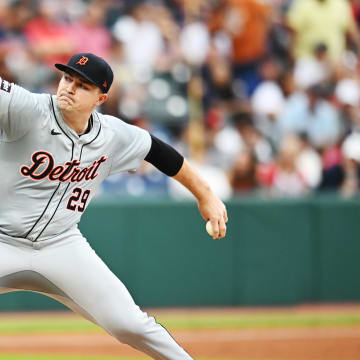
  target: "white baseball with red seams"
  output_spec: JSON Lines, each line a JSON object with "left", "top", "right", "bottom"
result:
{"left": 0, "top": 77, "right": 192, "bottom": 360}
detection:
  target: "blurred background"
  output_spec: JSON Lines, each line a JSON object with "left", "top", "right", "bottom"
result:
{"left": 1, "top": 0, "right": 360, "bottom": 309}
{"left": 3, "top": 0, "right": 360, "bottom": 200}
{"left": 1, "top": 2, "right": 360, "bottom": 359}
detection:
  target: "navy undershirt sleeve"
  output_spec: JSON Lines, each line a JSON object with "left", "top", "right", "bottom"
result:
{"left": 144, "top": 134, "right": 184, "bottom": 177}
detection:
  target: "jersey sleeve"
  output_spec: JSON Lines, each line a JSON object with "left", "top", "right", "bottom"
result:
{"left": 0, "top": 77, "right": 45, "bottom": 141}
{"left": 108, "top": 117, "right": 152, "bottom": 175}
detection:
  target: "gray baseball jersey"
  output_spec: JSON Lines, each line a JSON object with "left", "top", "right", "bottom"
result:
{"left": 0, "top": 77, "right": 151, "bottom": 241}
{"left": 0, "top": 77, "right": 192, "bottom": 359}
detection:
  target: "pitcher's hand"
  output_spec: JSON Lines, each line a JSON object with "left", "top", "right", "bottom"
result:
{"left": 198, "top": 192, "right": 228, "bottom": 239}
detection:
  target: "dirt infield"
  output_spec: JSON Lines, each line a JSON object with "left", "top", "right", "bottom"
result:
{"left": 1, "top": 304, "right": 360, "bottom": 360}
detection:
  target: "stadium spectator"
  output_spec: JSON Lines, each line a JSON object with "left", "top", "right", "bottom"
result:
{"left": 208, "top": 0, "right": 271, "bottom": 96}
{"left": 319, "top": 132, "right": 360, "bottom": 196}
{"left": 228, "top": 149, "right": 258, "bottom": 194}
{"left": 335, "top": 77, "right": 360, "bottom": 134}
{"left": 257, "top": 134, "right": 309, "bottom": 198}
{"left": 2, "top": 0, "right": 360, "bottom": 198}
{"left": 251, "top": 76, "right": 285, "bottom": 148}
{"left": 293, "top": 43, "right": 335, "bottom": 91}
{"left": 233, "top": 111, "right": 274, "bottom": 164}
{"left": 278, "top": 84, "right": 342, "bottom": 150}
{"left": 24, "top": 0, "right": 74, "bottom": 66}
{"left": 112, "top": 2, "right": 165, "bottom": 71}
{"left": 69, "top": 1, "right": 112, "bottom": 58}
{"left": 286, "top": 0, "right": 360, "bottom": 65}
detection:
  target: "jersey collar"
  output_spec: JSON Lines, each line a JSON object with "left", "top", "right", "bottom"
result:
{"left": 51, "top": 95, "right": 101, "bottom": 144}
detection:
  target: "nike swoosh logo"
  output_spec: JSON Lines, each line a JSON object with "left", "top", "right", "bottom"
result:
{"left": 51, "top": 129, "right": 62, "bottom": 135}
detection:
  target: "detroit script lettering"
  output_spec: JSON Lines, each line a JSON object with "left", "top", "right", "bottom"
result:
{"left": 20, "top": 151, "right": 107, "bottom": 182}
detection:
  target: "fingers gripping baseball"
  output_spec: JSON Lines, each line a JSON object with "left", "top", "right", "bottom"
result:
{"left": 198, "top": 194, "right": 228, "bottom": 239}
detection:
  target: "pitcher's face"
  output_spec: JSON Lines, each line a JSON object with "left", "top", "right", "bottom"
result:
{"left": 56, "top": 71, "right": 106, "bottom": 113}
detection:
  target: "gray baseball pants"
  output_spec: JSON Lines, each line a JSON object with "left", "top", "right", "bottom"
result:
{"left": 0, "top": 227, "right": 192, "bottom": 360}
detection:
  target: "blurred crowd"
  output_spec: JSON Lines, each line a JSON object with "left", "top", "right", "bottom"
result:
{"left": 2, "top": 0, "right": 360, "bottom": 200}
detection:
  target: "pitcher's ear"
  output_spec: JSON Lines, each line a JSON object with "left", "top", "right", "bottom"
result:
{"left": 97, "top": 93, "right": 108, "bottom": 106}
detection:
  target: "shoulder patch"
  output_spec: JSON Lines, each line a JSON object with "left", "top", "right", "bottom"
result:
{"left": 0, "top": 80, "right": 12, "bottom": 93}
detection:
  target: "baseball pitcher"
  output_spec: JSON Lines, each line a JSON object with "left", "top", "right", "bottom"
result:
{"left": 0, "top": 53, "right": 228, "bottom": 359}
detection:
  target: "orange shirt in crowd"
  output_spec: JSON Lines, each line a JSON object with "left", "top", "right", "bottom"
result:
{"left": 209, "top": 0, "right": 270, "bottom": 64}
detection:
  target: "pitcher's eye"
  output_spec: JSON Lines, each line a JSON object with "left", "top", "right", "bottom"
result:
{"left": 79, "top": 83, "right": 89, "bottom": 90}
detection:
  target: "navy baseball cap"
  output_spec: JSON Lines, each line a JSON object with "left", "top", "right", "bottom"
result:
{"left": 55, "top": 53, "right": 113, "bottom": 93}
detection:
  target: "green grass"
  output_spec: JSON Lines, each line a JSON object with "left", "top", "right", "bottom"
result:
{"left": 0, "top": 317, "right": 98, "bottom": 334}
{"left": 0, "top": 310, "right": 358, "bottom": 360}
{"left": 157, "top": 312, "right": 360, "bottom": 329}
{"left": 0, "top": 311, "right": 360, "bottom": 334}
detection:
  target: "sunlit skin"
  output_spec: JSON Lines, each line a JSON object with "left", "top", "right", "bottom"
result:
{"left": 56, "top": 70, "right": 107, "bottom": 135}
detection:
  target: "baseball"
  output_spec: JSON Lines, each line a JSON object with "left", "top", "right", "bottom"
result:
{"left": 206, "top": 221, "right": 214, "bottom": 236}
